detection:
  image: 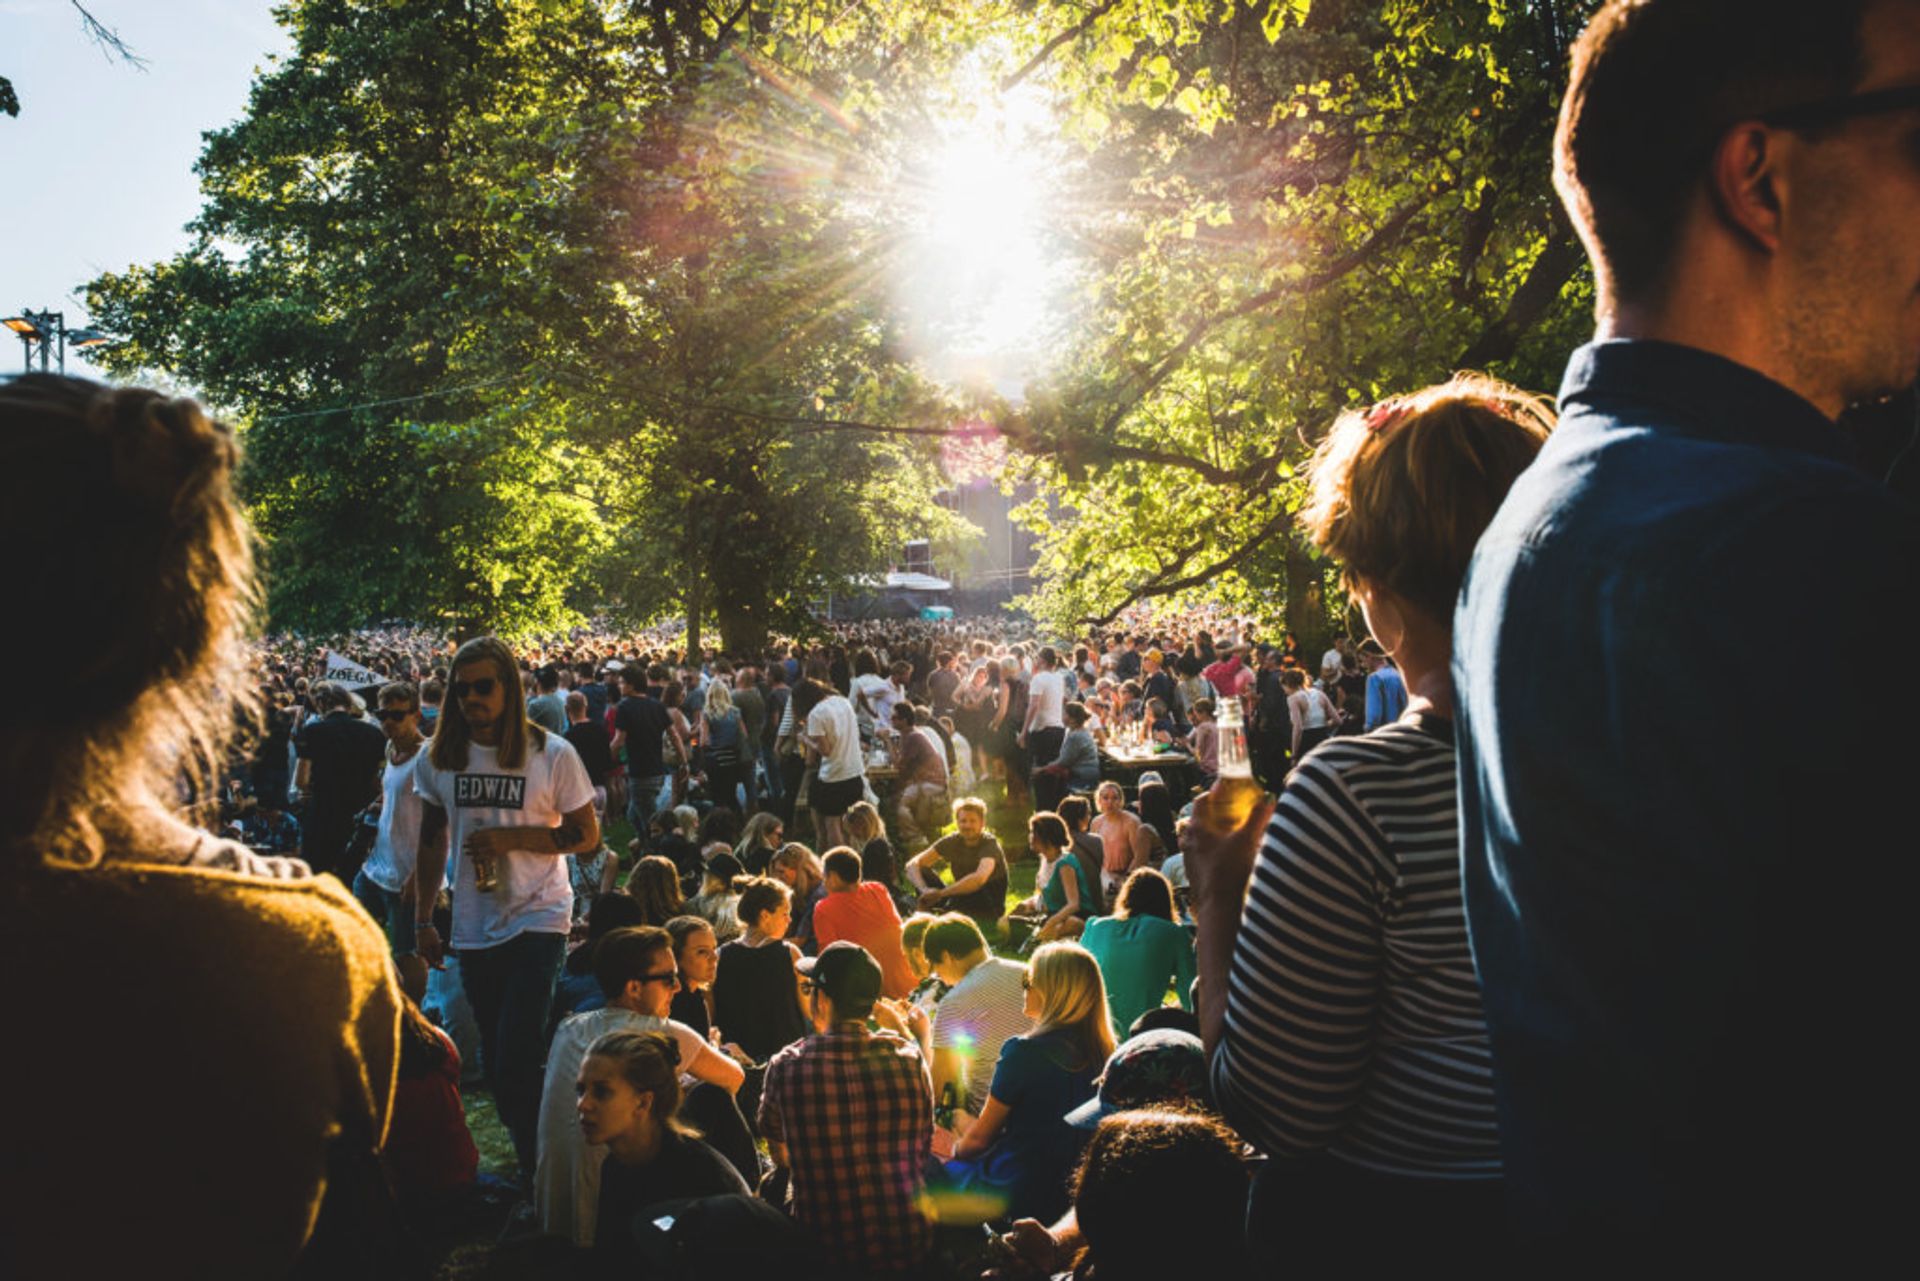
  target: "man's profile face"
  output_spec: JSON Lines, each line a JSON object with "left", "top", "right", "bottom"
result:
{"left": 454, "top": 659, "right": 507, "bottom": 735}
{"left": 1779, "top": 3, "right": 1920, "bottom": 405}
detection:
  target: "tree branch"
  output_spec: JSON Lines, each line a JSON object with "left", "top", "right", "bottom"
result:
{"left": 1097, "top": 185, "right": 1447, "bottom": 439}
{"left": 1454, "top": 212, "right": 1583, "bottom": 370}
{"left": 1002, "top": 1, "right": 1120, "bottom": 91}
{"left": 1075, "top": 499, "right": 1298, "bottom": 629}
{"left": 71, "top": 1, "right": 148, "bottom": 69}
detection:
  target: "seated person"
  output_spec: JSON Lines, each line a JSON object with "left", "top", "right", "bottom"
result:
{"left": 810, "top": 846, "right": 917, "bottom": 999}
{"left": 944, "top": 942, "right": 1113, "bottom": 1224}
{"left": 1081, "top": 869, "right": 1195, "bottom": 1033}
{"left": 1067, "top": 1109, "right": 1252, "bottom": 1280}
{"left": 905, "top": 796, "right": 1008, "bottom": 928}
{"left": 924, "top": 914, "right": 1030, "bottom": 1124}
{"left": 578, "top": 1029, "right": 749, "bottom": 1279}
{"left": 536, "top": 926, "right": 744, "bottom": 1245}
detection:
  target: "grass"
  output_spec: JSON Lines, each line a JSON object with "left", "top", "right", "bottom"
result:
{"left": 436, "top": 778, "right": 1043, "bottom": 1277}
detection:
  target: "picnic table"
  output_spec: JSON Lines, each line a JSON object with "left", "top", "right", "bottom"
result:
{"left": 1099, "top": 745, "right": 1198, "bottom": 797}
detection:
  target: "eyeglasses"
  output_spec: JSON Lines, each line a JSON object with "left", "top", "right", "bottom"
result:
{"left": 376, "top": 708, "right": 415, "bottom": 723}
{"left": 1759, "top": 83, "right": 1920, "bottom": 131}
{"left": 451, "top": 677, "right": 498, "bottom": 699}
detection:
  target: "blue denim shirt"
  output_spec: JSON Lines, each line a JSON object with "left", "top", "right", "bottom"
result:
{"left": 1454, "top": 340, "right": 1918, "bottom": 1258}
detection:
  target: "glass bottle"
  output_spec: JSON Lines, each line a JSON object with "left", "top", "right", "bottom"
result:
{"left": 1216, "top": 696, "right": 1252, "bottom": 780}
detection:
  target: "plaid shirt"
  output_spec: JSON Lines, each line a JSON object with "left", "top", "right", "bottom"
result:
{"left": 759, "top": 1024, "right": 933, "bottom": 1273}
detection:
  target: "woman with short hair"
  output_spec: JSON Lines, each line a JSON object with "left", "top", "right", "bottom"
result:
{"left": 1191, "top": 374, "right": 1551, "bottom": 1266}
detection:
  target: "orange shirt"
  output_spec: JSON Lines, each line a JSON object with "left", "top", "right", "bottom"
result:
{"left": 811, "top": 882, "right": 916, "bottom": 1000}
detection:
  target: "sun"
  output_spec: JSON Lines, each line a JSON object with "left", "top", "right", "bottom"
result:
{"left": 892, "top": 94, "right": 1072, "bottom": 397}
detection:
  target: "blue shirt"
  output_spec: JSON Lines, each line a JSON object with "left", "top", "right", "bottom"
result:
{"left": 1362, "top": 665, "right": 1406, "bottom": 730}
{"left": 1454, "top": 340, "right": 1918, "bottom": 1260}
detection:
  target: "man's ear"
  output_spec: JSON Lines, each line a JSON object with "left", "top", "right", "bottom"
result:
{"left": 1708, "top": 123, "right": 1786, "bottom": 255}
{"left": 622, "top": 978, "right": 647, "bottom": 1005}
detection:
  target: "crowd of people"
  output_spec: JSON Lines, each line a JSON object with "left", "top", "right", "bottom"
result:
{"left": 6, "top": 2, "right": 1917, "bottom": 1277}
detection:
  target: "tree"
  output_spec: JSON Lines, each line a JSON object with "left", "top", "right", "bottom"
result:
{"left": 86, "top": 0, "right": 974, "bottom": 646}
{"left": 986, "top": 0, "right": 1600, "bottom": 647}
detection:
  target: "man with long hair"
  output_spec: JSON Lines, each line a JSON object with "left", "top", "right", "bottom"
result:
{"left": 413, "top": 635, "right": 599, "bottom": 1178}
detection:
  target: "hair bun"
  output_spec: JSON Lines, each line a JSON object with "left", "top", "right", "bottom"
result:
{"left": 101, "top": 387, "right": 238, "bottom": 517}
{"left": 657, "top": 1031, "right": 682, "bottom": 1068}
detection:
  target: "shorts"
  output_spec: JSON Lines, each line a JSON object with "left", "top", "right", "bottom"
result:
{"left": 811, "top": 773, "right": 864, "bottom": 818}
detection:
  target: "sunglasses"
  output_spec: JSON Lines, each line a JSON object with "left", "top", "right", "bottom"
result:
{"left": 638, "top": 970, "right": 680, "bottom": 986}
{"left": 1759, "top": 83, "right": 1920, "bottom": 131}
{"left": 451, "top": 677, "right": 498, "bottom": 699}
{"left": 376, "top": 708, "right": 416, "bottom": 723}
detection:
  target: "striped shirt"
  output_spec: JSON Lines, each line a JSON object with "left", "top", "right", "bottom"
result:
{"left": 1212, "top": 713, "right": 1500, "bottom": 1179}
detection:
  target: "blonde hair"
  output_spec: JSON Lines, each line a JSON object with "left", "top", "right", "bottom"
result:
{"left": 1299, "top": 373, "right": 1553, "bottom": 623}
{"left": 431, "top": 636, "right": 546, "bottom": 772}
{"left": 1, "top": 377, "right": 254, "bottom": 867}
{"left": 952, "top": 795, "right": 989, "bottom": 820}
{"left": 702, "top": 679, "right": 734, "bottom": 722}
{"left": 843, "top": 801, "right": 883, "bottom": 846}
{"left": 1029, "top": 942, "right": 1117, "bottom": 1073}
{"left": 769, "top": 842, "right": 823, "bottom": 895}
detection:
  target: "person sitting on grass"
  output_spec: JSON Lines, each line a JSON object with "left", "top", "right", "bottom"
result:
{"left": 810, "top": 845, "right": 917, "bottom": 999}
{"left": 577, "top": 1030, "right": 749, "bottom": 1278}
{"left": 925, "top": 913, "right": 1031, "bottom": 1125}
{"left": 905, "top": 796, "right": 1009, "bottom": 931}
{"left": 1081, "top": 868, "right": 1195, "bottom": 1034}
{"left": 536, "top": 926, "right": 745, "bottom": 1246}
{"left": 943, "top": 942, "right": 1114, "bottom": 1224}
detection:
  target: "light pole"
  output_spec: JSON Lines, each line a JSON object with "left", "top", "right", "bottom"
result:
{"left": 1, "top": 310, "right": 111, "bottom": 374}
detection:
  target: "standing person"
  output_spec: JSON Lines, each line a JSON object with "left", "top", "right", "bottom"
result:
{"left": 526, "top": 665, "right": 568, "bottom": 734}
{"left": 3, "top": 376, "right": 402, "bottom": 1278}
{"left": 1282, "top": 668, "right": 1339, "bottom": 766}
{"left": 759, "top": 943, "right": 935, "bottom": 1277}
{"left": 293, "top": 680, "right": 386, "bottom": 879}
{"left": 1190, "top": 379, "right": 1548, "bottom": 1269}
{"left": 1452, "top": 2, "right": 1920, "bottom": 1267}
{"left": 564, "top": 691, "right": 615, "bottom": 829}
{"left": 411, "top": 636, "right": 601, "bottom": 1179}
{"left": 760, "top": 662, "right": 790, "bottom": 812}
{"left": 904, "top": 797, "right": 1009, "bottom": 930}
{"left": 354, "top": 680, "right": 441, "bottom": 999}
{"left": 1022, "top": 647, "right": 1070, "bottom": 812}
{"left": 731, "top": 665, "right": 766, "bottom": 815}
{"left": 698, "top": 680, "right": 751, "bottom": 815}
{"left": 1360, "top": 642, "right": 1407, "bottom": 731}
{"left": 610, "top": 667, "right": 673, "bottom": 837}
{"left": 927, "top": 650, "right": 961, "bottom": 719}
{"left": 798, "top": 677, "right": 864, "bottom": 851}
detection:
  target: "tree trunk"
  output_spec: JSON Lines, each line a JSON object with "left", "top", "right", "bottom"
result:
{"left": 1284, "top": 533, "right": 1329, "bottom": 659}
{"left": 685, "top": 573, "right": 703, "bottom": 659}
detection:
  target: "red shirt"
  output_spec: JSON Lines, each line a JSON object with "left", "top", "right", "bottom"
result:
{"left": 811, "top": 882, "right": 916, "bottom": 1000}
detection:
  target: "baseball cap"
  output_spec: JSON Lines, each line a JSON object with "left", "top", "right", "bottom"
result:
{"left": 1065, "top": 1028, "right": 1211, "bottom": 1129}
{"left": 796, "top": 941, "right": 883, "bottom": 1010}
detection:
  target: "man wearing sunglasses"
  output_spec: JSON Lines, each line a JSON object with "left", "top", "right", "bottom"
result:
{"left": 1450, "top": 0, "right": 1920, "bottom": 1266}
{"left": 411, "top": 636, "right": 601, "bottom": 1182}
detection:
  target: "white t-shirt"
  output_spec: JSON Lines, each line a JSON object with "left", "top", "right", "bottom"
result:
{"left": 533, "top": 1007, "right": 709, "bottom": 1246}
{"left": 807, "top": 695, "right": 865, "bottom": 783}
{"left": 361, "top": 745, "right": 430, "bottom": 895}
{"left": 1026, "top": 668, "right": 1068, "bottom": 730}
{"left": 412, "top": 731, "right": 596, "bottom": 949}
{"left": 848, "top": 673, "right": 893, "bottom": 737}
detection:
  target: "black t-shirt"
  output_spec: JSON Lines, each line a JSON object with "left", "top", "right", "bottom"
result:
{"left": 294, "top": 712, "right": 386, "bottom": 825}
{"left": 592, "top": 1133, "right": 749, "bottom": 1275}
{"left": 614, "top": 694, "right": 671, "bottom": 778}
{"left": 565, "top": 720, "right": 615, "bottom": 787}
{"left": 932, "top": 832, "right": 1009, "bottom": 921}
{"left": 1143, "top": 670, "right": 1176, "bottom": 710}
{"left": 712, "top": 940, "right": 808, "bottom": 1063}
{"left": 669, "top": 988, "right": 712, "bottom": 1041}
{"left": 928, "top": 668, "right": 960, "bottom": 715}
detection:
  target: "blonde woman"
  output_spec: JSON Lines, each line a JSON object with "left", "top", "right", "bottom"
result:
{"left": 946, "top": 942, "right": 1116, "bottom": 1223}
{"left": 697, "top": 680, "right": 750, "bottom": 814}
{"left": 732, "top": 810, "right": 785, "bottom": 876}
{"left": 768, "top": 841, "right": 826, "bottom": 952}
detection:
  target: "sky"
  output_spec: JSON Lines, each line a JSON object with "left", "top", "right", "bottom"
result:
{"left": 0, "top": 1, "right": 290, "bottom": 375}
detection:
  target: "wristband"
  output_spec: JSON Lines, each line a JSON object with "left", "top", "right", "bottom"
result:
{"left": 415, "top": 921, "right": 435, "bottom": 932}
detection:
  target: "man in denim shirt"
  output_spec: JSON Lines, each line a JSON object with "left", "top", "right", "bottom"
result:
{"left": 1455, "top": 0, "right": 1920, "bottom": 1267}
